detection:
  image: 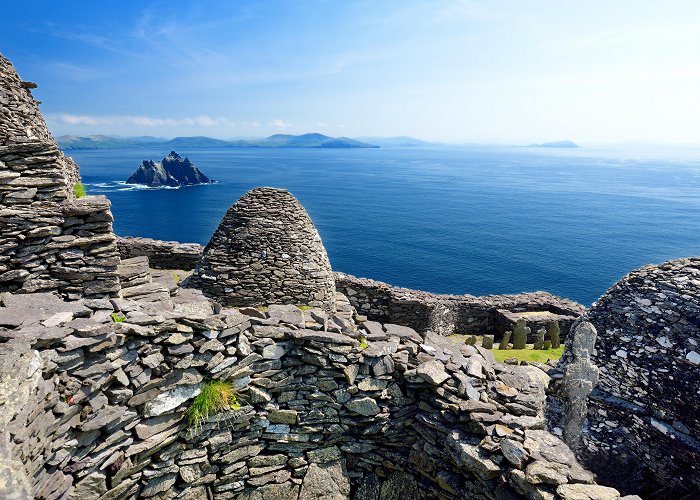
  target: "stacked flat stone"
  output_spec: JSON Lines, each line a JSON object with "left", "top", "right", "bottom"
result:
{"left": 187, "top": 187, "right": 336, "bottom": 311}
{"left": 0, "top": 52, "right": 120, "bottom": 298}
{"left": 336, "top": 272, "right": 585, "bottom": 338}
{"left": 0, "top": 286, "right": 619, "bottom": 500}
{"left": 117, "top": 236, "right": 203, "bottom": 270}
{"left": 552, "top": 257, "right": 700, "bottom": 499}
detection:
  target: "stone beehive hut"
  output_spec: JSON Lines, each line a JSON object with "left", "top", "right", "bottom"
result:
{"left": 187, "top": 187, "right": 336, "bottom": 311}
{"left": 555, "top": 257, "right": 700, "bottom": 498}
{"left": 0, "top": 53, "right": 120, "bottom": 298}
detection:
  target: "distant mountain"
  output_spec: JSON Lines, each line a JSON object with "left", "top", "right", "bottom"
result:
{"left": 528, "top": 140, "right": 580, "bottom": 148}
{"left": 353, "top": 136, "right": 434, "bottom": 147}
{"left": 166, "top": 136, "right": 231, "bottom": 148}
{"left": 126, "top": 151, "right": 213, "bottom": 187}
{"left": 57, "top": 133, "right": 378, "bottom": 150}
{"left": 57, "top": 135, "right": 166, "bottom": 149}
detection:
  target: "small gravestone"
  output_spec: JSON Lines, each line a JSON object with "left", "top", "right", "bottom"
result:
{"left": 482, "top": 335, "right": 494, "bottom": 349}
{"left": 512, "top": 319, "right": 529, "bottom": 349}
{"left": 544, "top": 340, "right": 552, "bottom": 350}
{"left": 548, "top": 321, "right": 561, "bottom": 349}
{"left": 534, "top": 328, "right": 546, "bottom": 350}
{"left": 499, "top": 331, "right": 512, "bottom": 350}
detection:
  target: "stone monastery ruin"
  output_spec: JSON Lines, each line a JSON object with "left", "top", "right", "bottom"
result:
{"left": 1, "top": 52, "right": 698, "bottom": 500}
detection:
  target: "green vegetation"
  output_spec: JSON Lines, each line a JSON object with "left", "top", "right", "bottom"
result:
{"left": 255, "top": 305, "right": 269, "bottom": 312}
{"left": 491, "top": 346, "right": 564, "bottom": 364}
{"left": 110, "top": 312, "right": 126, "bottom": 323}
{"left": 296, "top": 305, "right": 314, "bottom": 311}
{"left": 73, "top": 182, "right": 86, "bottom": 198}
{"left": 359, "top": 338, "right": 368, "bottom": 349}
{"left": 187, "top": 380, "right": 241, "bottom": 429}
{"left": 171, "top": 271, "right": 182, "bottom": 285}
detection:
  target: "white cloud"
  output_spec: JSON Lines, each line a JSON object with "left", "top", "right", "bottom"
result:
{"left": 270, "top": 119, "right": 294, "bottom": 129}
{"left": 45, "top": 113, "right": 236, "bottom": 128}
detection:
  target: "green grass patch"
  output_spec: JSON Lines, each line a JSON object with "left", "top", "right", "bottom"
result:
{"left": 296, "top": 305, "right": 314, "bottom": 311}
{"left": 491, "top": 346, "right": 564, "bottom": 364}
{"left": 255, "top": 305, "right": 269, "bottom": 312}
{"left": 187, "top": 380, "right": 241, "bottom": 429}
{"left": 110, "top": 312, "right": 126, "bottom": 323}
{"left": 359, "top": 338, "right": 368, "bottom": 349}
{"left": 171, "top": 271, "right": 182, "bottom": 285}
{"left": 73, "top": 182, "right": 86, "bottom": 198}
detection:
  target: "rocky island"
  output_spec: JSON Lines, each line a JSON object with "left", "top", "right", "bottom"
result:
{"left": 528, "top": 140, "right": 580, "bottom": 148}
{"left": 126, "top": 151, "right": 213, "bottom": 187}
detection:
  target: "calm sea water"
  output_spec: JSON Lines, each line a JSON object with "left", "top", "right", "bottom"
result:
{"left": 68, "top": 146, "right": 700, "bottom": 306}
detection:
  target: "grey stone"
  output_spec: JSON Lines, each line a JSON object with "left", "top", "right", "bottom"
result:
{"left": 556, "top": 484, "right": 620, "bottom": 500}
{"left": 345, "top": 397, "right": 380, "bottom": 416}
{"left": 299, "top": 461, "right": 350, "bottom": 500}
{"left": 416, "top": 360, "right": 449, "bottom": 385}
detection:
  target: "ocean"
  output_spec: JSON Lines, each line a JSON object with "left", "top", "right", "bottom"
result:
{"left": 68, "top": 145, "right": 700, "bottom": 306}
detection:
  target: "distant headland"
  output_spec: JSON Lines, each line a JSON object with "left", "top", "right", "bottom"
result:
{"left": 527, "top": 140, "right": 580, "bottom": 148}
{"left": 57, "top": 133, "right": 379, "bottom": 150}
{"left": 126, "top": 150, "right": 213, "bottom": 187}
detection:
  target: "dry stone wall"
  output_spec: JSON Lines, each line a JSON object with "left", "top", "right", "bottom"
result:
{"left": 551, "top": 257, "right": 700, "bottom": 499}
{"left": 0, "top": 52, "right": 121, "bottom": 299}
{"left": 117, "top": 237, "right": 203, "bottom": 271}
{"left": 336, "top": 273, "right": 585, "bottom": 339}
{"left": 0, "top": 286, "right": 619, "bottom": 500}
{"left": 186, "top": 188, "right": 336, "bottom": 312}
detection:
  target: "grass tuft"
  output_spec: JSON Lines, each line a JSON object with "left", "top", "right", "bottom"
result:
{"left": 255, "top": 305, "right": 269, "bottom": 312}
{"left": 73, "top": 182, "right": 86, "bottom": 198}
{"left": 491, "top": 346, "right": 564, "bottom": 364}
{"left": 187, "top": 380, "right": 240, "bottom": 429}
{"left": 359, "top": 338, "right": 368, "bottom": 349}
{"left": 110, "top": 312, "right": 126, "bottom": 323}
{"left": 171, "top": 271, "right": 182, "bottom": 285}
{"left": 296, "top": 305, "right": 314, "bottom": 311}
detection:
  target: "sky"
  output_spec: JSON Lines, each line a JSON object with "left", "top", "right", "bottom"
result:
{"left": 2, "top": 0, "right": 700, "bottom": 144}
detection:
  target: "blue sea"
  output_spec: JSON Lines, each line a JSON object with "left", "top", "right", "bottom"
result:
{"left": 68, "top": 145, "right": 700, "bottom": 306}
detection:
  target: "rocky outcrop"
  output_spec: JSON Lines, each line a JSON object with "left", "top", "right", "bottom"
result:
{"left": 117, "top": 236, "right": 203, "bottom": 270}
{"left": 126, "top": 151, "right": 212, "bottom": 187}
{"left": 552, "top": 257, "right": 700, "bottom": 498}
{"left": 0, "top": 284, "right": 618, "bottom": 500}
{"left": 186, "top": 187, "right": 337, "bottom": 312}
{"left": 0, "top": 52, "right": 121, "bottom": 299}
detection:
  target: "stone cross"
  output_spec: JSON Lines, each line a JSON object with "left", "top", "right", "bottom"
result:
{"left": 499, "top": 331, "right": 512, "bottom": 350}
{"left": 548, "top": 321, "right": 561, "bottom": 349}
{"left": 562, "top": 320, "right": 600, "bottom": 449}
{"left": 512, "top": 319, "right": 529, "bottom": 349}
{"left": 534, "top": 328, "right": 546, "bottom": 350}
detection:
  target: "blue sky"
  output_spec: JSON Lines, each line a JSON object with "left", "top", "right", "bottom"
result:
{"left": 2, "top": 1, "right": 699, "bottom": 144}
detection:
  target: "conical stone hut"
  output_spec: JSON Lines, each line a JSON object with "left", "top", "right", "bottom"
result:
{"left": 187, "top": 187, "right": 336, "bottom": 311}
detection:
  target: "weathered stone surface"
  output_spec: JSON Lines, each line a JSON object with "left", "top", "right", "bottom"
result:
{"left": 345, "top": 397, "right": 380, "bottom": 416}
{"left": 501, "top": 438, "right": 529, "bottom": 469}
{"left": 142, "top": 383, "right": 203, "bottom": 417}
{"left": 416, "top": 360, "right": 449, "bottom": 385}
{"left": 299, "top": 461, "right": 350, "bottom": 500}
{"left": 561, "top": 320, "right": 599, "bottom": 449}
{"left": 556, "top": 483, "right": 620, "bottom": 500}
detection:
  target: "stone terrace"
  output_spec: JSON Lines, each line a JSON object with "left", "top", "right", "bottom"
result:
{"left": 0, "top": 278, "right": 621, "bottom": 499}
